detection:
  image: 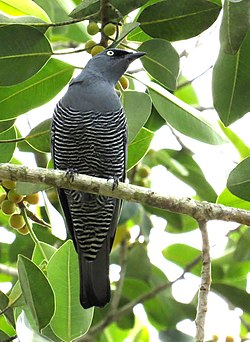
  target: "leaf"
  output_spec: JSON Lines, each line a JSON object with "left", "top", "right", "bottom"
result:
{"left": 0, "top": 58, "right": 74, "bottom": 121}
{"left": 227, "top": 157, "right": 250, "bottom": 201}
{"left": 147, "top": 82, "right": 224, "bottom": 145}
{"left": 47, "top": 241, "right": 93, "bottom": 342}
{"left": 0, "top": 0, "right": 50, "bottom": 22}
{"left": 212, "top": 31, "right": 250, "bottom": 126}
{"left": 0, "top": 290, "right": 15, "bottom": 328}
{"left": 17, "top": 255, "right": 55, "bottom": 330}
{"left": 126, "top": 243, "right": 151, "bottom": 282}
{"left": 138, "top": 0, "right": 221, "bottom": 41}
{"left": 0, "top": 24, "right": 52, "bottom": 86}
{"left": 26, "top": 119, "right": 51, "bottom": 153}
{"left": 138, "top": 39, "right": 179, "bottom": 90}
{"left": 212, "top": 283, "right": 250, "bottom": 314}
{"left": 0, "top": 119, "right": 15, "bottom": 133}
{"left": 234, "top": 230, "right": 250, "bottom": 262}
{"left": 109, "top": 22, "right": 140, "bottom": 48}
{"left": 122, "top": 91, "right": 152, "bottom": 143}
{"left": 127, "top": 127, "right": 154, "bottom": 171}
{"left": 218, "top": 121, "right": 250, "bottom": 159}
{"left": 159, "top": 329, "right": 194, "bottom": 342}
{"left": 32, "top": 242, "right": 57, "bottom": 266}
{"left": 220, "top": 0, "right": 249, "bottom": 54}
{"left": 174, "top": 76, "right": 199, "bottom": 106}
{"left": 217, "top": 187, "right": 250, "bottom": 211}
{"left": 0, "top": 126, "right": 16, "bottom": 163}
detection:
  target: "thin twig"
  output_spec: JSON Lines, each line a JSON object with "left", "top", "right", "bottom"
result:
{"left": 1, "top": 164, "right": 250, "bottom": 227}
{"left": 100, "top": 0, "right": 109, "bottom": 47}
{"left": 195, "top": 220, "right": 211, "bottom": 342}
{"left": 177, "top": 66, "right": 213, "bottom": 90}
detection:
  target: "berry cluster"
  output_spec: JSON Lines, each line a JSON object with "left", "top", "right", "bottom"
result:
{"left": 0, "top": 179, "right": 39, "bottom": 235}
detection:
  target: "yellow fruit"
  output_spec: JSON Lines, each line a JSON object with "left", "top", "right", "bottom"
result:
{"left": 2, "top": 179, "right": 16, "bottom": 189}
{"left": 9, "top": 214, "right": 25, "bottom": 229}
{"left": 137, "top": 165, "right": 151, "bottom": 178}
{"left": 119, "top": 76, "right": 129, "bottom": 90}
{"left": 91, "top": 45, "right": 105, "bottom": 56}
{"left": 8, "top": 189, "right": 23, "bottom": 203}
{"left": 24, "top": 193, "right": 39, "bottom": 205}
{"left": 87, "top": 22, "right": 99, "bottom": 35}
{"left": 0, "top": 192, "right": 7, "bottom": 205}
{"left": 18, "top": 225, "right": 29, "bottom": 235}
{"left": 103, "top": 23, "right": 116, "bottom": 36}
{"left": 1, "top": 200, "right": 16, "bottom": 215}
{"left": 225, "top": 337, "right": 234, "bottom": 342}
{"left": 85, "top": 39, "right": 96, "bottom": 53}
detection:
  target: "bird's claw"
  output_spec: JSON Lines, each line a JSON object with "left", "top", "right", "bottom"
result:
{"left": 107, "top": 176, "right": 119, "bottom": 191}
{"left": 65, "top": 168, "right": 78, "bottom": 183}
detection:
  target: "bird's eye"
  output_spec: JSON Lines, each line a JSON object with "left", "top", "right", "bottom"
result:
{"left": 107, "top": 50, "right": 114, "bottom": 56}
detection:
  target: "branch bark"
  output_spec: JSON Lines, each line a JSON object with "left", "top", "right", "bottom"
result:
{"left": 195, "top": 220, "right": 211, "bottom": 342}
{"left": 0, "top": 164, "right": 250, "bottom": 226}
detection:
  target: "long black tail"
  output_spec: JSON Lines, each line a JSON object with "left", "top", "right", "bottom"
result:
{"left": 78, "top": 238, "right": 110, "bottom": 309}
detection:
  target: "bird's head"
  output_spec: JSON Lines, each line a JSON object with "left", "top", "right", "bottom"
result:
{"left": 86, "top": 48, "right": 146, "bottom": 85}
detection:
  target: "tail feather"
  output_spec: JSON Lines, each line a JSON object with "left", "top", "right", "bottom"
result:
{"left": 79, "top": 238, "right": 110, "bottom": 309}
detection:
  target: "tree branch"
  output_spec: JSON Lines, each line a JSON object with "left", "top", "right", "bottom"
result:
{"left": 0, "top": 164, "right": 250, "bottom": 226}
{"left": 0, "top": 264, "right": 18, "bottom": 277}
{"left": 195, "top": 220, "right": 211, "bottom": 342}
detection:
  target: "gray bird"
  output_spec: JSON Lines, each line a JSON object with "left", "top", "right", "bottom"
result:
{"left": 51, "top": 48, "right": 145, "bottom": 309}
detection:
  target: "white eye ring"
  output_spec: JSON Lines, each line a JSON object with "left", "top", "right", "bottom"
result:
{"left": 107, "top": 50, "right": 114, "bottom": 56}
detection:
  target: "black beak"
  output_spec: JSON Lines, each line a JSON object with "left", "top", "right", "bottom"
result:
{"left": 125, "top": 51, "right": 146, "bottom": 61}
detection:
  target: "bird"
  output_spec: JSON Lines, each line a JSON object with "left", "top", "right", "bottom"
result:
{"left": 50, "top": 48, "right": 145, "bottom": 309}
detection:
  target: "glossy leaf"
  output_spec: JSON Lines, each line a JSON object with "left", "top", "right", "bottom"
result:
{"left": 0, "top": 126, "right": 16, "bottom": 163}
{"left": 212, "top": 31, "right": 250, "bottom": 126}
{"left": 0, "top": 58, "right": 74, "bottom": 120}
{"left": 138, "top": 0, "right": 221, "bottom": 41}
{"left": 217, "top": 187, "right": 250, "bottom": 211}
{"left": 175, "top": 76, "right": 199, "bottom": 106}
{"left": 144, "top": 105, "right": 165, "bottom": 132}
{"left": 0, "top": 13, "right": 47, "bottom": 33}
{"left": 122, "top": 91, "right": 152, "bottom": 143}
{"left": 32, "top": 242, "right": 57, "bottom": 265}
{"left": 138, "top": 39, "right": 179, "bottom": 90}
{"left": 220, "top": 0, "right": 249, "bottom": 54}
{"left": 0, "top": 119, "right": 15, "bottom": 133}
{"left": 0, "top": 24, "right": 52, "bottom": 86}
{"left": 0, "top": 0, "right": 50, "bottom": 22}
{"left": 109, "top": 22, "right": 140, "bottom": 48}
{"left": 148, "top": 83, "right": 224, "bottom": 145}
{"left": 47, "top": 241, "right": 93, "bottom": 342}
{"left": 212, "top": 283, "right": 250, "bottom": 314}
{"left": 127, "top": 127, "right": 154, "bottom": 170}
{"left": 26, "top": 119, "right": 51, "bottom": 153}
{"left": 17, "top": 255, "right": 55, "bottom": 330}
{"left": 227, "top": 157, "right": 250, "bottom": 201}
{"left": 218, "top": 121, "right": 250, "bottom": 159}
{"left": 0, "top": 290, "right": 15, "bottom": 328}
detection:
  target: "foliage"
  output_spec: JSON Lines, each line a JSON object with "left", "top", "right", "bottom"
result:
{"left": 0, "top": 0, "right": 249, "bottom": 341}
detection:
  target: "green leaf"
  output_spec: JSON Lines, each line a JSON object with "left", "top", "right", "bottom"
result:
{"left": 0, "top": 119, "right": 15, "bottom": 133}
{"left": 138, "top": 39, "right": 179, "bottom": 90}
{"left": 127, "top": 127, "right": 154, "bottom": 171}
{"left": 109, "top": 22, "right": 140, "bottom": 48}
{"left": 17, "top": 255, "right": 55, "bottom": 330}
{"left": 0, "top": 290, "right": 15, "bottom": 328}
{"left": 159, "top": 329, "right": 194, "bottom": 342}
{"left": 212, "top": 283, "right": 250, "bottom": 314}
{"left": 145, "top": 149, "right": 217, "bottom": 202}
{"left": 175, "top": 76, "right": 199, "bottom": 106}
{"left": 126, "top": 243, "right": 151, "bottom": 282}
{"left": 0, "top": 13, "right": 47, "bottom": 33}
{"left": 0, "top": 24, "right": 52, "bottom": 86}
{"left": 0, "top": 58, "right": 74, "bottom": 121}
{"left": 0, "top": 0, "right": 50, "bottom": 22}
{"left": 134, "top": 327, "right": 150, "bottom": 342}
{"left": 218, "top": 121, "right": 250, "bottom": 159}
{"left": 122, "top": 91, "right": 152, "bottom": 143}
{"left": 47, "top": 241, "right": 93, "bottom": 342}
{"left": 138, "top": 0, "right": 221, "bottom": 41}
{"left": 147, "top": 83, "right": 224, "bottom": 145}
{"left": 144, "top": 105, "right": 165, "bottom": 132}
{"left": 234, "top": 230, "right": 250, "bottom": 262}
{"left": 0, "top": 126, "right": 16, "bottom": 163}
{"left": 32, "top": 242, "right": 57, "bottom": 265}
{"left": 212, "top": 31, "right": 250, "bottom": 126}
{"left": 227, "top": 157, "right": 250, "bottom": 201}
{"left": 217, "top": 187, "right": 250, "bottom": 211}
{"left": 0, "top": 330, "right": 10, "bottom": 341}
{"left": 220, "top": 0, "right": 249, "bottom": 54}
{"left": 26, "top": 118, "right": 51, "bottom": 153}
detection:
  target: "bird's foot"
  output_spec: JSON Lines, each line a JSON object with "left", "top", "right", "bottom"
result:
{"left": 107, "top": 176, "right": 119, "bottom": 191}
{"left": 65, "top": 168, "right": 78, "bottom": 183}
